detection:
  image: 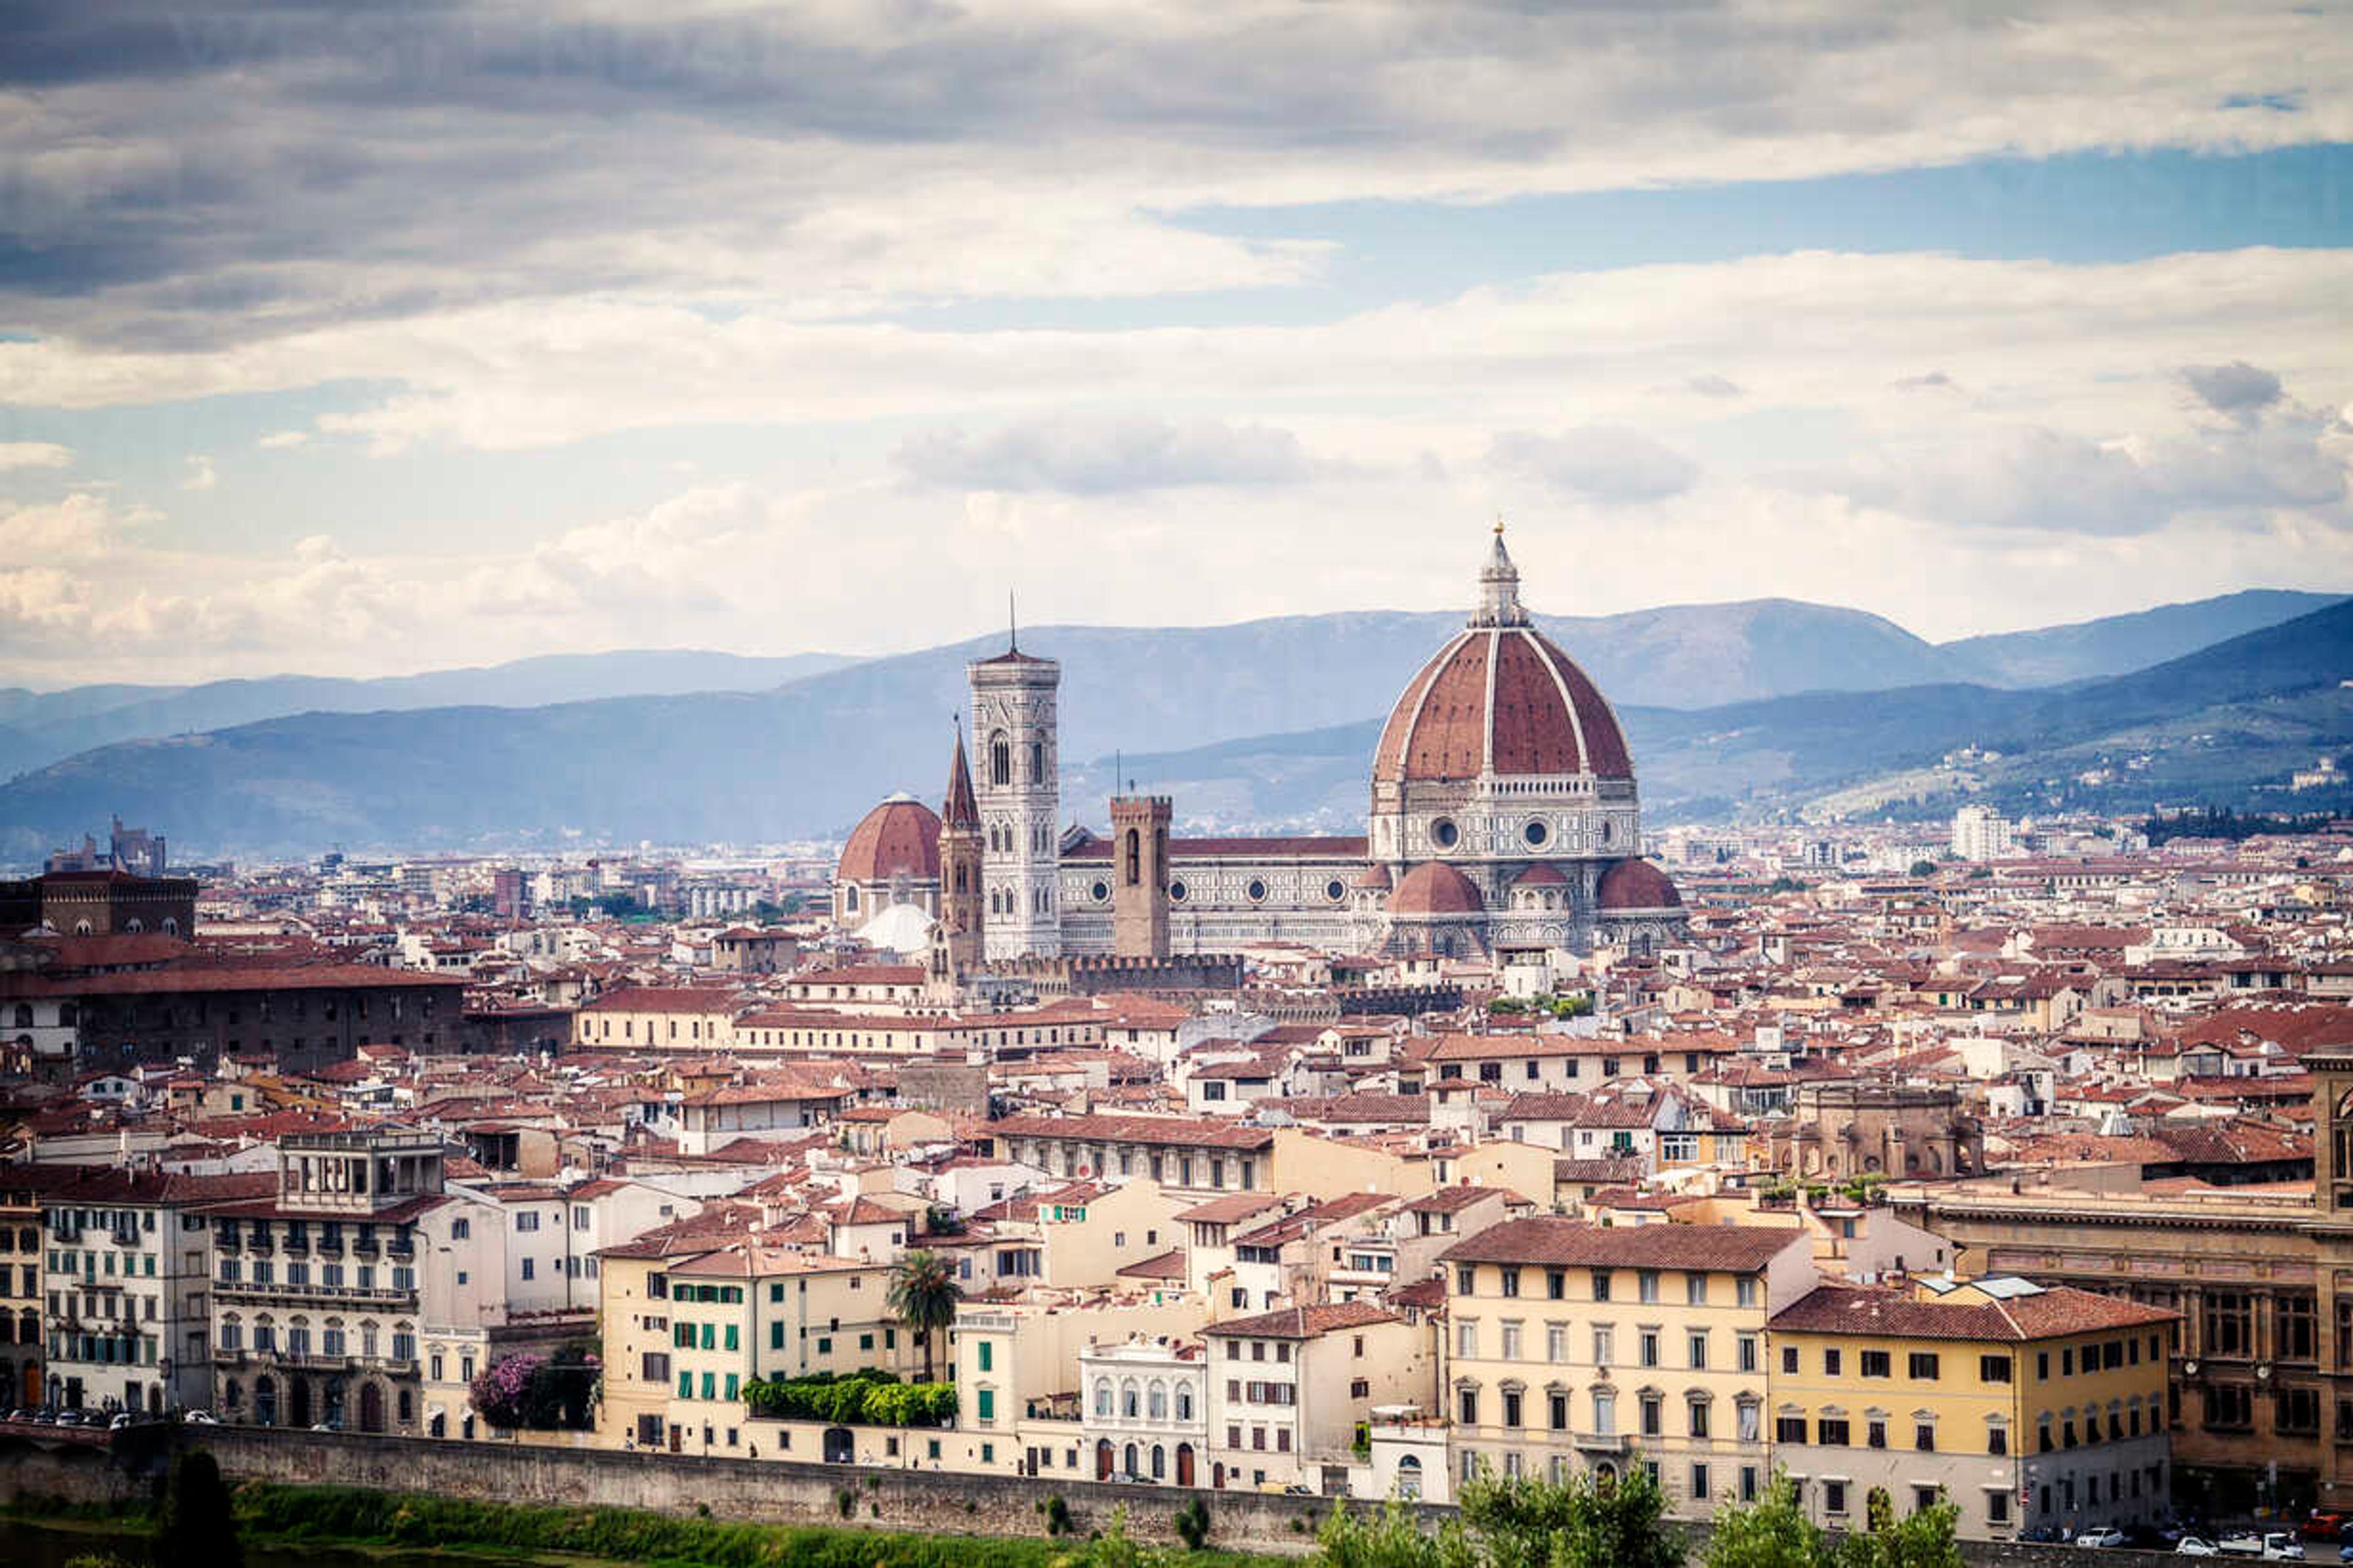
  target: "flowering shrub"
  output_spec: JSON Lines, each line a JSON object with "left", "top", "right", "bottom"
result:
{"left": 469, "top": 1347, "right": 601, "bottom": 1430}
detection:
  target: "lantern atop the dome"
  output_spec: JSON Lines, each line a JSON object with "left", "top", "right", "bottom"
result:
{"left": 1471, "top": 516, "right": 1528, "bottom": 628}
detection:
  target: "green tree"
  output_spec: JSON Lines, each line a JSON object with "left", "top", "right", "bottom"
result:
{"left": 1456, "top": 1464, "right": 1683, "bottom": 1568}
{"left": 887, "top": 1248, "right": 963, "bottom": 1382}
{"left": 1703, "top": 1472, "right": 1831, "bottom": 1568}
{"left": 1835, "top": 1488, "right": 1961, "bottom": 1568}
{"left": 1316, "top": 1496, "right": 1464, "bottom": 1568}
{"left": 1907, "top": 860, "right": 1938, "bottom": 877}
{"left": 154, "top": 1449, "right": 242, "bottom": 1568}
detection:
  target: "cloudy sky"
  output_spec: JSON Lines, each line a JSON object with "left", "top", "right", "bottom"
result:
{"left": 2, "top": 1, "right": 2350, "bottom": 688}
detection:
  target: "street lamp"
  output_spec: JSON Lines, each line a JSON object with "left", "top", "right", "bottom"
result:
{"left": 159, "top": 1357, "right": 173, "bottom": 1415}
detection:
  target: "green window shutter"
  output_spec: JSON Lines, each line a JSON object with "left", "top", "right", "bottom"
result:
{"left": 977, "top": 1389, "right": 995, "bottom": 1420}
{"left": 701, "top": 1324, "right": 714, "bottom": 1350}
{"left": 979, "top": 1341, "right": 993, "bottom": 1372}
{"left": 770, "top": 1322, "right": 784, "bottom": 1350}
{"left": 726, "top": 1325, "right": 739, "bottom": 1352}
{"left": 678, "top": 1371, "right": 692, "bottom": 1399}
{"left": 702, "top": 1372, "right": 715, "bottom": 1400}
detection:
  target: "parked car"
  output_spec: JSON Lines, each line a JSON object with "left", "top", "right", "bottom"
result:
{"left": 52, "top": 1409, "right": 89, "bottom": 1428}
{"left": 2308, "top": 1515, "right": 2352, "bottom": 1543}
{"left": 2, "top": 1409, "right": 28, "bottom": 1424}
{"left": 2220, "top": 1533, "right": 2305, "bottom": 1560}
{"left": 2079, "top": 1528, "right": 2129, "bottom": 1548}
{"left": 108, "top": 1412, "right": 138, "bottom": 1431}
{"left": 2179, "top": 1539, "right": 2222, "bottom": 1556}
{"left": 181, "top": 1409, "right": 221, "bottom": 1426}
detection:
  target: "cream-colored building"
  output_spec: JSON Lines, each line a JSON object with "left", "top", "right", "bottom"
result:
{"left": 1438, "top": 1218, "right": 1817, "bottom": 1516}
{"left": 1768, "top": 1276, "right": 2176, "bottom": 1539}
{"left": 595, "top": 1236, "right": 912, "bottom": 1457}
{"left": 1202, "top": 1301, "right": 1434, "bottom": 1494}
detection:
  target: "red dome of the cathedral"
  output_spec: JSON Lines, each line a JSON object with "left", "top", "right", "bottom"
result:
{"left": 838, "top": 795, "right": 942, "bottom": 884}
{"left": 1387, "top": 861, "right": 1485, "bottom": 917}
{"left": 1596, "top": 857, "right": 1683, "bottom": 911}
{"left": 1370, "top": 531, "right": 1631, "bottom": 786}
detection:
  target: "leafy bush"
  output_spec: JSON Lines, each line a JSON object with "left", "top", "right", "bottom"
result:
{"left": 745, "top": 1371, "right": 954, "bottom": 1426}
{"left": 1173, "top": 1495, "right": 1210, "bottom": 1550}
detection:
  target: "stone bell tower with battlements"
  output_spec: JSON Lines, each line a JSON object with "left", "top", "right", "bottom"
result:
{"left": 969, "top": 634, "right": 1062, "bottom": 960}
{"left": 1108, "top": 792, "right": 1172, "bottom": 960}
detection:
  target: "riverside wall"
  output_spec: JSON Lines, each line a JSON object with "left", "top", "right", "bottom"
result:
{"left": 0, "top": 1425, "right": 2222, "bottom": 1568}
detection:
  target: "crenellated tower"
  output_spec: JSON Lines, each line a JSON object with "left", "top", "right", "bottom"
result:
{"left": 1109, "top": 792, "right": 1172, "bottom": 959}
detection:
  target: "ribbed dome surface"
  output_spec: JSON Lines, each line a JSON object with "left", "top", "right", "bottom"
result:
{"left": 838, "top": 797, "right": 941, "bottom": 884}
{"left": 1372, "top": 626, "right": 1632, "bottom": 784}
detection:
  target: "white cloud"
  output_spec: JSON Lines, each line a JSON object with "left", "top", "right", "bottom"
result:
{"left": 1488, "top": 428, "right": 1700, "bottom": 503}
{"left": 256, "top": 430, "right": 309, "bottom": 450}
{"left": 0, "top": 442, "right": 72, "bottom": 471}
{"left": 895, "top": 417, "right": 1311, "bottom": 493}
{"left": 180, "top": 453, "right": 217, "bottom": 491}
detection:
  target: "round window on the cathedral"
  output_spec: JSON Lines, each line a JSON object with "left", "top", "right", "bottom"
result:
{"left": 1325, "top": 879, "right": 1346, "bottom": 903}
{"left": 1246, "top": 879, "right": 1267, "bottom": 903}
{"left": 1168, "top": 880, "right": 1188, "bottom": 903}
{"left": 1431, "top": 819, "right": 1460, "bottom": 849}
{"left": 1524, "top": 820, "right": 1548, "bottom": 847}
{"left": 1091, "top": 881, "right": 1110, "bottom": 904}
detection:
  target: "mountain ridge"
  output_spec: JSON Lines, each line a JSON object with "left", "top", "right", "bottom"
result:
{"left": 0, "top": 590, "right": 2343, "bottom": 859}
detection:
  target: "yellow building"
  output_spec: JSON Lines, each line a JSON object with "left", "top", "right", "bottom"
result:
{"left": 1767, "top": 1276, "right": 2176, "bottom": 1540}
{"left": 0, "top": 1172, "right": 42, "bottom": 1408}
{"left": 596, "top": 1235, "right": 912, "bottom": 1457}
{"left": 1439, "top": 1218, "right": 1818, "bottom": 1517}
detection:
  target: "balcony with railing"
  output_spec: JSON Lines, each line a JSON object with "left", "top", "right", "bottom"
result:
{"left": 214, "top": 1278, "right": 417, "bottom": 1308}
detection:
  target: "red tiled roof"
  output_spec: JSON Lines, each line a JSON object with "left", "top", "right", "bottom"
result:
{"left": 1769, "top": 1281, "right": 2178, "bottom": 1341}
{"left": 1203, "top": 1300, "right": 1399, "bottom": 1339}
{"left": 1439, "top": 1216, "right": 1805, "bottom": 1272}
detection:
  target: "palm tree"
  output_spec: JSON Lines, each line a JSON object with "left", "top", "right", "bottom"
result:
{"left": 887, "top": 1248, "right": 963, "bottom": 1382}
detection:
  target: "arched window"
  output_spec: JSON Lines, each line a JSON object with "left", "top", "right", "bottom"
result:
{"left": 161, "top": 918, "right": 178, "bottom": 936}
{"left": 1096, "top": 1379, "right": 1114, "bottom": 1418}
{"left": 124, "top": 918, "right": 143, "bottom": 933}
{"left": 10, "top": 1005, "right": 28, "bottom": 1029}
{"left": 990, "top": 732, "right": 1011, "bottom": 787}
{"left": 1124, "top": 829, "right": 1141, "bottom": 887}
{"left": 1175, "top": 1383, "right": 1194, "bottom": 1420}
{"left": 1148, "top": 1381, "right": 1168, "bottom": 1420}
{"left": 1122, "top": 1379, "right": 1140, "bottom": 1418}
{"left": 1029, "top": 741, "right": 1044, "bottom": 783}
{"left": 844, "top": 885, "right": 860, "bottom": 914}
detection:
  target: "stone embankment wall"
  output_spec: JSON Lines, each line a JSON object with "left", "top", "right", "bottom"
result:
{"left": 0, "top": 1426, "right": 2226, "bottom": 1568}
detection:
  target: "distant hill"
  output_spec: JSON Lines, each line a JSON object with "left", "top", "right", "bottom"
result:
{"left": 1939, "top": 589, "right": 2345, "bottom": 688}
{"left": 1, "top": 592, "right": 2344, "bottom": 858}
{"left": 0, "top": 649, "right": 860, "bottom": 781}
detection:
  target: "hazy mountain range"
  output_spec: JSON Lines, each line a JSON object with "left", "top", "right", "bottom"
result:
{"left": 0, "top": 588, "right": 2341, "bottom": 860}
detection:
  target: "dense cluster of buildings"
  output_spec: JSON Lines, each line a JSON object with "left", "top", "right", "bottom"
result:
{"left": 4, "top": 536, "right": 2351, "bottom": 1540}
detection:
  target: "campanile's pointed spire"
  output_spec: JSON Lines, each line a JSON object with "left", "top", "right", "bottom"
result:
{"left": 943, "top": 720, "right": 979, "bottom": 829}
